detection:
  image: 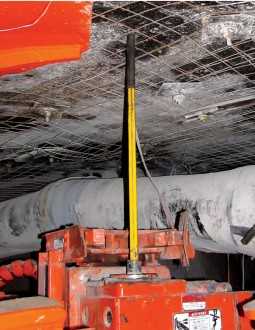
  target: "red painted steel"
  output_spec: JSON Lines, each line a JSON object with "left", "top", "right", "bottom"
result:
{"left": 38, "top": 225, "right": 195, "bottom": 328}
{"left": 83, "top": 282, "right": 253, "bottom": 329}
{"left": 43, "top": 225, "right": 195, "bottom": 266}
{"left": 36, "top": 225, "right": 255, "bottom": 329}
{"left": 0, "top": 1, "right": 92, "bottom": 75}
{"left": 1, "top": 225, "right": 254, "bottom": 329}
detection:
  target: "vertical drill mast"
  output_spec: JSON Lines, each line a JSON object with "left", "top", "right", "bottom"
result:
{"left": 126, "top": 33, "right": 139, "bottom": 273}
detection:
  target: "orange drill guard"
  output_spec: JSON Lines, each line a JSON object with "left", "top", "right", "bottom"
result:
{"left": 37, "top": 225, "right": 255, "bottom": 329}
{"left": 0, "top": 225, "right": 254, "bottom": 329}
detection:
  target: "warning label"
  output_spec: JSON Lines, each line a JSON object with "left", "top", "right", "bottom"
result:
{"left": 174, "top": 309, "right": 221, "bottom": 330}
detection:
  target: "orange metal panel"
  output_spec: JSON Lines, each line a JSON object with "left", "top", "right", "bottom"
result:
{"left": 0, "top": 1, "right": 92, "bottom": 75}
{"left": 43, "top": 226, "right": 195, "bottom": 265}
{"left": 35, "top": 226, "right": 255, "bottom": 329}
{"left": 0, "top": 297, "right": 65, "bottom": 330}
{"left": 47, "top": 249, "right": 65, "bottom": 302}
{"left": 84, "top": 281, "right": 254, "bottom": 330}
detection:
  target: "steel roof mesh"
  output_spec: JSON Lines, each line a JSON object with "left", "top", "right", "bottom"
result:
{"left": 1, "top": 1, "right": 255, "bottom": 200}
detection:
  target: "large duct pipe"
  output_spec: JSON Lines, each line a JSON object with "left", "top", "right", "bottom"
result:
{"left": 1, "top": 165, "right": 255, "bottom": 258}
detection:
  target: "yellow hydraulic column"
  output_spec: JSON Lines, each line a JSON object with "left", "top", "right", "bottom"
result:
{"left": 126, "top": 33, "right": 139, "bottom": 273}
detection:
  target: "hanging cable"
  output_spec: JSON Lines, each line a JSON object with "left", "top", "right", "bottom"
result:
{"left": 136, "top": 130, "right": 174, "bottom": 228}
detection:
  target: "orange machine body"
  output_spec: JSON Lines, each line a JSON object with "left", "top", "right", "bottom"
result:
{"left": 0, "top": 297, "right": 65, "bottom": 330}
{"left": 36, "top": 225, "right": 255, "bottom": 330}
{"left": 78, "top": 281, "right": 253, "bottom": 330}
{"left": 0, "top": 225, "right": 254, "bottom": 329}
{"left": 0, "top": 1, "right": 92, "bottom": 75}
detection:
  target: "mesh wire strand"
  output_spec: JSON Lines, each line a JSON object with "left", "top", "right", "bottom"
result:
{"left": 1, "top": 1, "right": 255, "bottom": 200}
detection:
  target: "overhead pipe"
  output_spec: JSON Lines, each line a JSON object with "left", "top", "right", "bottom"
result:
{"left": 1, "top": 166, "right": 255, "bottom": 258}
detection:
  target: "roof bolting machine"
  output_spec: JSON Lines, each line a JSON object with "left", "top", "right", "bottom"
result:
{"left": 0, "top": 34, "right": 255, "bottom": 330}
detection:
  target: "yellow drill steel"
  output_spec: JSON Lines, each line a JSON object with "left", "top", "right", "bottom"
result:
{"left": 128, "top": 87, "right": 139, "bottom": 262}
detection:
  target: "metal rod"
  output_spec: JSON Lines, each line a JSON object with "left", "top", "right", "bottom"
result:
{"left": 126, "top": 33, "right": 139, "bottom": 273}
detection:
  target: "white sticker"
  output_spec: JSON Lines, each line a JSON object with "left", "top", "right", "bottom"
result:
{"left": 174, "top": 309, "right": 221, "bottom": 330}
{"left": 183, "top": 301, "right": 206, "bottom": 311}
{"left": 53, "top": 238, "right": 64, "bottom": 249}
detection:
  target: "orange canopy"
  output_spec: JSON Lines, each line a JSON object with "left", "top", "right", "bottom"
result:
{"left": 0, "top": 1, "right": 92, "bottom": 75}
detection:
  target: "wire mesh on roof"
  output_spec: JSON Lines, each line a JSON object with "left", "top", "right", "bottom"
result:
{"left": 1, "top": 1, "right": 255, "bottom": 201}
